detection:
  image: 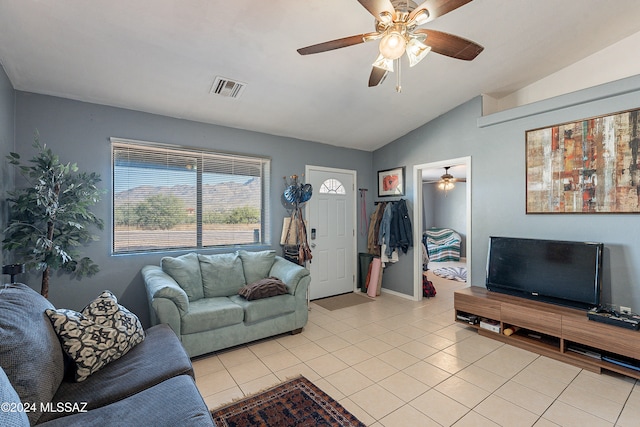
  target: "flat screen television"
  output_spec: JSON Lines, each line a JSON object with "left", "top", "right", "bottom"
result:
{"left": 486, "top": 237, "right": 603, "bottom": 310}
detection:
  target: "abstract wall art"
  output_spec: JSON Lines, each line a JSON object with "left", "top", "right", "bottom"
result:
{"left": 526, "top": 108, "right": 640, "bottom": 213}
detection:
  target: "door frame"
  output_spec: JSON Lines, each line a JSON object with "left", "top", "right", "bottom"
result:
{"left": 412, "top": 156, "right": 472, "bottom": 300}
{"left": 305, "top": 165, "right": 359, "bottom": 294}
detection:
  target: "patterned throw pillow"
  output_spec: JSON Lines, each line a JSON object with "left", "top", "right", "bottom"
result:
{"left": 238, "top": 277, "right": 289, "bottom": 301}
{"left": 45, "top": 291, "right": 145, "bottom": 382}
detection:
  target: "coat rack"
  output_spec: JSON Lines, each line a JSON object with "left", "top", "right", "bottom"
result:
{"left": 281, "top": 175, "right": 313, "bottom": 265}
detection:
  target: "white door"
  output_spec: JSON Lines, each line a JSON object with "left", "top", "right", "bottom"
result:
{"left": 305, "top": 166, "right": 356, "bottom": 300}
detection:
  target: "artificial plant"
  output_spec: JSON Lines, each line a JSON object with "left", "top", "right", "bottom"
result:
{"left": 3, "top": 134, "right": 104, "bottom": 298}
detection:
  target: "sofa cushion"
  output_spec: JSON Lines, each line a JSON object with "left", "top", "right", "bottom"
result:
{"left": 45, "top": 291, "right": 145, "bottom": 382}
{"left": 0, "top": 283, "right": 65, "bottom": 425}
{"left": 228, "top": 294, "right": 296, "bottom": 324}
{"left": 0, "top": 366, "right": 29, "bottom": 427}
{"left": 161, "top": 253, "right": 204, "bottom": 301}
{"left": 39, "top": 324, "right": 194, "bottom": 424}
{"left": 198, "top": 253, "right": 246, "bottom": 298}
{"left": 238, "top": 250, "right": 276, "bottom": 284}
{"left": 38, "top": 375, "right": 214, "bottom": 427}
{"left": 181, "top": 298, "right": 244, "bottom": 335}
{"left": 238, "top": 277, "right": 289, "bottom": 301}
{"left": 142, "top": 266, "right": 190, "bottom": 314}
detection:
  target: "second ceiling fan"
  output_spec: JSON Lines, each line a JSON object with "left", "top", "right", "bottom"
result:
{"left": 424, "top": 166, "right": 466, "bottom": 193}
{"left": 297, "top": 0, "right": 484, "bottom": 89}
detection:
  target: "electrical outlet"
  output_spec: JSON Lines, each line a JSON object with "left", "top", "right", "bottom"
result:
{"left": 620, "top": 306, "right": 632, "bottom": 315}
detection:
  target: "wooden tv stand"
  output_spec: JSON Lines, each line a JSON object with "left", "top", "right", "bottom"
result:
{"left": 454, "top": 287, "right": 640, "bottom": 380}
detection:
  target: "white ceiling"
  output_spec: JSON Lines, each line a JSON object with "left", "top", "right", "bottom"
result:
{"left": 2, "top": 0, "right": 640, "bottom": 152}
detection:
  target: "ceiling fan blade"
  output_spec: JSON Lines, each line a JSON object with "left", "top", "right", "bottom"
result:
{"left": 424, "top": 178, "right": 466, "bottom": 183}
{"left": 357, "top": 0, "right": 396, "bottom": 22}
{"left": 297, "top": 33, "right": 377, "bottom": 55}
{"left": 368, "top": 67, "right": 388, "bottom": 87}
{"left": 414, "top": 29, "right": 483, "bottom": 60}
{"left": 409, "top": 0, "right": 473, "bottom": 23}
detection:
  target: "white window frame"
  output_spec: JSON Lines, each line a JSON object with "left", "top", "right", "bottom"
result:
{"left": 111, "top": 138, "right": 271, "bottom": 254}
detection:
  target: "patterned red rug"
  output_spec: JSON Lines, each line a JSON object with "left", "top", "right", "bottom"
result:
{"left": 210, "top": 376, "right": 366, "bottom": 427}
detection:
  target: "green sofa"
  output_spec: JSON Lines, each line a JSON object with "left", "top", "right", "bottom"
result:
{"left": 142, "top": 250, "right": 310, "bottom": 357}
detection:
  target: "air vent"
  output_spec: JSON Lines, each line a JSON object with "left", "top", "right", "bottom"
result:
{"left": 210, "top": 76, "right": 246, "bottom": 99}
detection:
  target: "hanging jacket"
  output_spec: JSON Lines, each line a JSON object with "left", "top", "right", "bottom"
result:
{"left": 389, "top": 199, "right": 413, "bottom": 254}
{"left": 378, "top": 202, "right": 394, "bottom": 255}
{"left": 367, "top": 202, "right": 385, "bottom": 255}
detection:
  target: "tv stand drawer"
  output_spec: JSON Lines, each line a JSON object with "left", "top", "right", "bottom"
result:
{"left": 562, "top": 316, "right": 640, "bottom": 359}
{"left": 502, "top": 303, "right": 562, "bottom": 336}
{"left": 455, "top": 291, "right": 500, "bottom": 319}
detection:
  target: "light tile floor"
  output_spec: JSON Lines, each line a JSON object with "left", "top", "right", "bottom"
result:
{"left": 193, "top": 271, "right": 640, "bottom": 426}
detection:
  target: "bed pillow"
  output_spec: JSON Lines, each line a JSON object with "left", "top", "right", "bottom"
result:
{"left": 45, "top": 291, "right": 145, "bottom": 382}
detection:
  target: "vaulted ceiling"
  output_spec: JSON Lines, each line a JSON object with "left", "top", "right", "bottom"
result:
{"left": 2, "top": 0, "right": 640, "bottom": 151}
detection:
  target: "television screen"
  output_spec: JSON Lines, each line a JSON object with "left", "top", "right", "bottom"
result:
{"left": 486, "top": 237, "right": 603, "bottom": 310}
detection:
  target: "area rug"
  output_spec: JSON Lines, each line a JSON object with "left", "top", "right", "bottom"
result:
{"left": 210, "top": 376, "right": 366, "bottom": 427}
{"left": 312, "top": 292, "right": 374, "bottom": 311}
{"left": 432, "top": 266, "right": 467, "bottom": 282}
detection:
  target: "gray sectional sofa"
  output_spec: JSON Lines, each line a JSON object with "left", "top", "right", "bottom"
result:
{"left": 142, "top": 250, "right": 310, "bottom": 357}
{"left": 0, "top": 283, "right": 214, "bottom": 426}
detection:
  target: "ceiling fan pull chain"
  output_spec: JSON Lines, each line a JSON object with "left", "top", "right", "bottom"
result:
{"left": 396, "top": 58, "right": 402, "bottom": 93}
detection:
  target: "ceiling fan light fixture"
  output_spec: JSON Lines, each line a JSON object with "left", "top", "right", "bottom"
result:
{"left": 412, "top": 9, "right": 430, "bottom": 26}
{"left": 378, "top": 11, "right": 394, "bottom": 24}
{"left": 406, "top": 39, "right": 431, "bottom": 67}
{"left": 379, "top": 30, "right": 406, "bottom": 60}
{"left": 437, "top": 167, "right": 456, "bottom": 193}
{"left": 363, "top": 32, "right": 383, "bottom": 42}
{"left": 438, "top": 180, "right": 455, "bottom": 191}
{"left": 372, "top": 53, "right": 394, "bottom": 72}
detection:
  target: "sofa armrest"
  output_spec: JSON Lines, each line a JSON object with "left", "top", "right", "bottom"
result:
{"left": 269, "top": 256, "right": 310, "bottom": 295}
{"left": 142, "top": 266, "right": 189, "bottom": 336}
{"left": 142, "top": 266, "right": 190, "bottom": 312}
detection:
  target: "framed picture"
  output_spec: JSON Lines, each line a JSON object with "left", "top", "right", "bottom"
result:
{"left": 378, "top": 167, "right": 405, "bottom": 197}
{"left": 526, "top": 108, "right": 640, "bottom": 213}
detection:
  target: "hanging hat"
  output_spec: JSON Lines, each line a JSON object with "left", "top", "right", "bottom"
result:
{"left": 300, "top": 183, "right": 313, "bottom": 203}
{"left": 284, "top": 185, "right": 298, "bottom": 203}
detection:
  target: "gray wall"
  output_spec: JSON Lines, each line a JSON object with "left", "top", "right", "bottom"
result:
{"left": 7, "top": 72, "right": 640, "bottom": 319}
{"left": 422, "top": 182, "right": 467, "bottom": 257}
{"left": 12, "top": 91, "right": 373, "bottom": 325}
{"left": 374, "top": 76, "right": 640, "bottom": 311}
{"left": 0, "top": 64, "right": 15, "bottom": 265}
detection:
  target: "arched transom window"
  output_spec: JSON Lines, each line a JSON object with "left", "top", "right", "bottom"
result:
{"left": 319, "top": 178, "right": 345, "bottom": 195}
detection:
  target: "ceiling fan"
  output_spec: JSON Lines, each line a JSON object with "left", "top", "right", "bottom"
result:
{"left": 424, "top": 166, "right": 466, "bottom": 193}
{"left": 297, "top": 0, "right": 484, "bottom": 90}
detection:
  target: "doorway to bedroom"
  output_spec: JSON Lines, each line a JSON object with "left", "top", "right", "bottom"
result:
{"left": 412, "top": 156, "right": 471, "bottom": 300}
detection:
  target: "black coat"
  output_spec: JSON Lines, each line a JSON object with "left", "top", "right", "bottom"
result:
{"left": 389, "top": 199, "right": 413, "bottom": 254}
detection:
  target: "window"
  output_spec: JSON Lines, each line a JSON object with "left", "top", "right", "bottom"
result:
{"left": 112, "top": 139, "right": 270, "bottom": 254}
{"left": 319, "top": 178, "right": 346, "bottom": 195}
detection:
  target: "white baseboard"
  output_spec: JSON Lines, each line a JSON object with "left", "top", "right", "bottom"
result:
{"left": 380, "top": 287, "right": 419, "bottom": 301}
